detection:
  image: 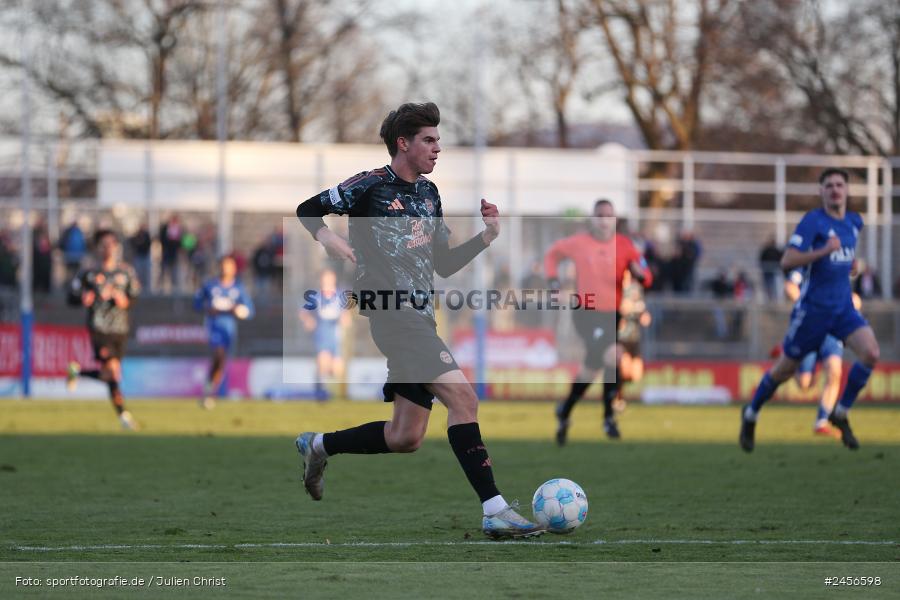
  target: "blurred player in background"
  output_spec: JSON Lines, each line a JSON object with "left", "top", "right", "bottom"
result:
{"left": 193, "top": 255, "right": 254, "bottom": 409}
{"left": 783, "top": 267, "right": 862, "bottom": 439}
{"left": 615, "top": 269, "right": 652, "bottom": 413}
{"left": 299, "top": 268, "right": 351, "bottom": 400}
{"left": 295, "top": 102, "right": 543, "bottom": 538}
{"left": 66, "top": 230, "right": 141, "bottom": 430}
{"left": 546, "top": 199, "right": 653, "bottom": 444}
{"left": 741, "top": 169, "right": 880, "bottom": 451}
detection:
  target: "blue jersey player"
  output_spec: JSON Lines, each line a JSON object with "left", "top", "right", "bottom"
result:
{"left": 193, "top": 255, "right": 254, "bottom": 409}
{"left": 299, "top": 268, "right": 351, "bottom": 399}
{"left": 784, "top": 267, "right": 862, "bottom": 438}
{"left": 741, "top": 169, "right": 880, "bottom": 451}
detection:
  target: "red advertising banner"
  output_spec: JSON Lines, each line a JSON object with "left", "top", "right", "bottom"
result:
{"left": 0, "top": 324, "right": 97, "bottom": 377}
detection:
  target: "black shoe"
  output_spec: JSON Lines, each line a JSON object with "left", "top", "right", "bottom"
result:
{"left": 828, "top": 410, "right": 860, "bottom": 450}
{"left": 739, "top": 405, "right": 756, "bottom": 453}
{"left": 555, "top": 403, "right": 569, "bottom": 447}
{"left": 555, "top": 418, "right": 569, "bottom": 447}
{"left": 603, "top": 417, "right": 621, "bottom": 440}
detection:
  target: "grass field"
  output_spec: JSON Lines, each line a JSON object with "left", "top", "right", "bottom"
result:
{"left": 2, "top": 399, "right": 899, "bottom": 599}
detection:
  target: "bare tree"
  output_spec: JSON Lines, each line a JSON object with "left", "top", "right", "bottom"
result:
{"left": 492, "top": 0, "right": 596, "bottom": 148}
{"left": 741, "top": 0, "right": 900, "bottom": 156}
{"left": 0, "top": 0, "right": 205, "bottom": 139}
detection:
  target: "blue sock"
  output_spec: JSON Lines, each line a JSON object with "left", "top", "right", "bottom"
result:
{"left": 750, "top": 373, "right": 778, "bottom": 412}
{"left": 838, "top": 363, "right": 872, "bottom": 410}
{"left": 815, "top": 404, "right": 828, "bottom": 422}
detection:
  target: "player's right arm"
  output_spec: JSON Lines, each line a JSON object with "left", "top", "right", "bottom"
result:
{"left": 784, "top": 269, "right": 802, "bottom": 302}
{"left": 296, "top": 171, "right": 382, "bottom": 264}
{"left": 781, "top": 212, "right": 840, "bottom": 270}
{"left": 543, "top": 236, "right": 576, "bottom": 289}
{"left": 79, "top": 271, "right": 96, "bottom": 308}
{"left": 192, "top": 281, "right": 209, "bottom": 313}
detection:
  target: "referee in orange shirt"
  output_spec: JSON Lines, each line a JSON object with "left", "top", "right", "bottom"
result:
{"left": 544, "top": 200, "right": 653, "bottom": 443}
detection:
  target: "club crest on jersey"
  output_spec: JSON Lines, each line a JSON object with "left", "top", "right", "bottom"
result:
{"left": 440, "top": 351, "right": 453, "bottom": 364}
{"left": 424, "top": 198, "right": 434, "bottom": 213}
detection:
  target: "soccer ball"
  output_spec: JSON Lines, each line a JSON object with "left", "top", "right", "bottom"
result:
{"left": 532, "top": 478, "right": 588, "bottom": 534}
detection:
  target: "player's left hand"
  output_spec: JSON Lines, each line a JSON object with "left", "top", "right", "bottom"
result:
{"left": 627, "top": 260, "right": 646, "bottom": 283}
{"left": 481, "top": 199, "right": 500, "bottom": 245}
{"left": 110, "top": 289, "right": 129, "bottom": 308}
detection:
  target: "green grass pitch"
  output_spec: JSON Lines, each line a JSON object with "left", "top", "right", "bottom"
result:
{"left": 1, "top": 399, "right": 899, "bottom": 599}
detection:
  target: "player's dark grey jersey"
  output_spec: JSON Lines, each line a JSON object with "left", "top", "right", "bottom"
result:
{"left": 302, "top": 166, "right": 455, "bottom": 321}
{"left": 78, "top": 263, "right": 141, "bottom": 335}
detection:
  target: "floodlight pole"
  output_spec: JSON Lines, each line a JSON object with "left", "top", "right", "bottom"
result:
{"left": 19, "top": 0, "right": 33, "bottom": 397}
{"left": 472, "top": 12, "right": 488, "bottom": 400}
{"left": 215, "top": 0, "right": 229, "bottom": 256}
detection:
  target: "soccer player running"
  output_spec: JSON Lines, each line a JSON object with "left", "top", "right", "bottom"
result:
{"left": 299, "top": 268, "right": 350, "bottom": 400}
{"left": 546, "top": 200, "right": 653, "bottom": 444}
{"left": 740, "top": 168, "right": 880, "bottom": 451}
{"left": 294, "top": 102, "right": 544, "bottom": 539}
{"left": 67, "top": 230, "right": 141, "bottom": 430}
{"left": 193, "top": 254, "right": 254, "bottom": 409}
{"left": 783, "top": 267, "right": 862, "bottom": 439}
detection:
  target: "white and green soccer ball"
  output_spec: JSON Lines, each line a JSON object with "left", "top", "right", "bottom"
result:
{"left": 532, "top": 478, "right": 588, "bottom": 534}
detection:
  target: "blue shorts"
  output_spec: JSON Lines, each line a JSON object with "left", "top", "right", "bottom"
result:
{"left": 783, "top": 302, "right": 866, "bottom": 361}
{"left": 797, "top": 334, "right": 843, "bottom": 374}
{"left": 208, "top": 325, "right": 234, "bottom": 350}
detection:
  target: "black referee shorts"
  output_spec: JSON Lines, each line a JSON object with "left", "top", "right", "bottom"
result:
{"left": 571, "top": 310, "right": 620, "bottom": 370}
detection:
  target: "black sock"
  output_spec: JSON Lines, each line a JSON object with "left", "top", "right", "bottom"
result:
{"left": 108, "top": 381, "right": 124, "bottom": 415}
{"left": 602, "top": 368, "right": 621, "bottom": 420}
{"left": 558, "top": 380, "right": 591, "bottom": 420}
{"left": 81, "top": 369, "right": 102, "bottom": 380}
{"left": 322, "top": 421, "right": 390, "bottom": 455}
{"left": 447, "top": 422, "right": 500, "bottom": 503}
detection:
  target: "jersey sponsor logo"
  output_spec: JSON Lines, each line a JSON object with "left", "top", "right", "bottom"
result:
{"left": 407, "top": 219, "right": 433, "bottom": 249}
{"left": 830, "top": 246, "right": 855, "bottom": 263}
{"left": 440, "top": 350, "right": 453, "bottom": 364}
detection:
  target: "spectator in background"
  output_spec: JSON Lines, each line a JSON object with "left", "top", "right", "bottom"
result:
{"left": 758, "top": 236, "right": 783, "bottom": 300}
{"left": 128, "top": 223, "right": 152, "bottom": 290}
{"left": 181, "top": 227, "right": 205, "bottom": 289}
{"left": 853, "top": 260, "right": 881, "bottom": 299}
{"left": 231, "top": 247, "right": 247, "bottom": 277}
{"left": 708, "top": 269, "right": 733, "bottom": 339}
{"left": 252, "top": 239, "right": 274, "bottom": 293}
{"left": 192, "top": 223, "right": 216, "bottom": 286}
{"left": 671, "top": 230, "right": 701, "bottom": 294}
{"left": 59, "top": 220, "right": 87, "bottom": 280}
{"left": 270, "top": 225, "right": 286, "bottom": 292}
{"left": 642, "top": 237, "right": 665, "bottom": 293}
{"left": 158, "top": 214, "right": 183, "bottom": 293}
{"left": 32, "top": 222, "right": 52, "bottom": 294}
{"left": 0, "top": 231, "right": 19, "bottom": 289}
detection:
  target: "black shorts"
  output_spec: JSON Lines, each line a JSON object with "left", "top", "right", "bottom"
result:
{"left": 90, "top": 332, "right": 128, "bottom": 361}
{"left": 368, "top": 311, "right": 460, "bottom": 410}
{"left": 571, "top": 310, "right": 620, "bottom": 370}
